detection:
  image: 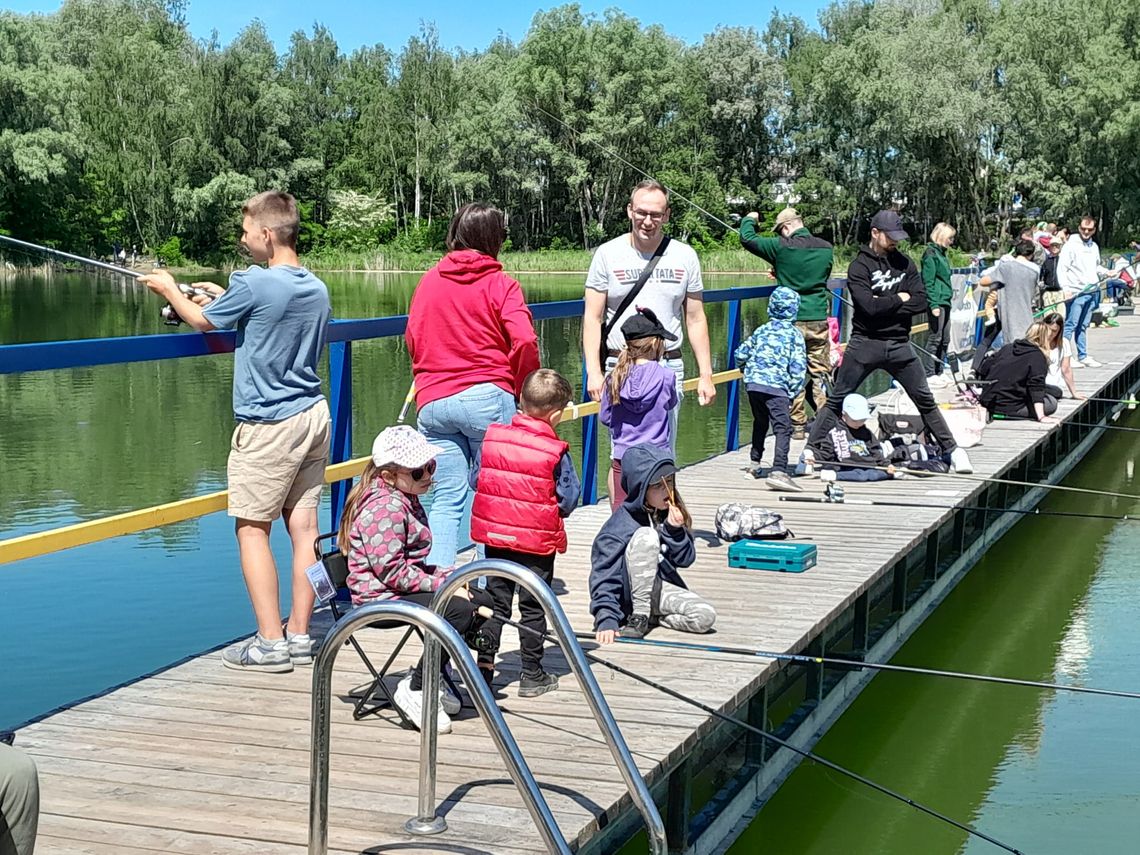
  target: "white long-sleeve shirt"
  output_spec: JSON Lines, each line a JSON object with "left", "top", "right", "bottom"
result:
{"left": 1058, "top": 234, "right": 1110, "bottom": 296}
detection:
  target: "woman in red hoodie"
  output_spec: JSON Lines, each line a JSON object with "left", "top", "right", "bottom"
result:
{"left": 406, "top": 203, "right": 541, "bottom": 567}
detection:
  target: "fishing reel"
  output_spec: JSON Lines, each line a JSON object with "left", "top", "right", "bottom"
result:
{"left": 823, "top": 482, "right": 846, "bottom": 503}
{"left": 161, "top": 283, "right": 215, "bottom": 326}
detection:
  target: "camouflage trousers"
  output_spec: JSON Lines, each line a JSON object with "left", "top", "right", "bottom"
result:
{"left": 791, "top": 320, "right": 832, "bottom": 429}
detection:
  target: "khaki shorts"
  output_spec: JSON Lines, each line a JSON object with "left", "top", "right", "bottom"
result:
{"left": 227, "top": 400, "right": 332, "bottom": 521}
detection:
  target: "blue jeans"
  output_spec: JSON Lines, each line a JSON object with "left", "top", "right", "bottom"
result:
{"left": 417, "top": 383, "right": 516, "bottom": 567}
{"left": 1063, "top": 291, "right": 1098, "bottom": 360}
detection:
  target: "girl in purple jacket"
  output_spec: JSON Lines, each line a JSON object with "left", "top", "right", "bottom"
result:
{"left": 601, "top": 308, "right": 680, "bottom": 510}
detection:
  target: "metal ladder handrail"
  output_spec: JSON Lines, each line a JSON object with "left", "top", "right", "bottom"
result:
{"left": 416, "top": 558, "right": 669, "bottom": 855}
{"left": 308, "top": 599, "right": 570, "bottom": 855}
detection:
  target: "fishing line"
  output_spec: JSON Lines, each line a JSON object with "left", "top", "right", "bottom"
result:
{"left": 0, "top": 234, "right": 140, "bottom": 279}
{"left": 531, "top": 102, "right": 739, "bottom": 234}
{"left": 565, "top": 629, "right": 1140, "bottom": 701}
{"left": 811, "top": 458, "right": 1140, "bottom": 501}
{"left": 779, "top": 494, "right": 1140, "bottom": 527}
{"left": 494, "top": 615, "right": 1025, "bottom": 854}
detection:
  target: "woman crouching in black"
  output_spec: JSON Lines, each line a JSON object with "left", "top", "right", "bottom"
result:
{"left": 977, "top": 321, "right": 1059, "bottom": 424}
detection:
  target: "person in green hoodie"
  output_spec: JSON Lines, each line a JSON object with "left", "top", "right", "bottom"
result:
{"left": 739, "top": 207, "right": 834, "bottom": 439}
{"left": 921, "top": 222, "right": 956, "bottom": 387}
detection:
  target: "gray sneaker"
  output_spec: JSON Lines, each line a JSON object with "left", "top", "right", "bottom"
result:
{"left": 765, "top": 471, "right": 803, "bottom": 492}
{"left": 518, "top": 672, "right": 559, "bottom": 698}
{"left": 222, "top": 635, "right": 292, "bottom": 672}
{"left": 286, "top": 631, "right": 314, "bottom": 665}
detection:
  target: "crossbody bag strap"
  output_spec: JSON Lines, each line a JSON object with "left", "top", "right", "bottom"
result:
{"left": 599, "top": 235, "right": 671, "bottom": 361}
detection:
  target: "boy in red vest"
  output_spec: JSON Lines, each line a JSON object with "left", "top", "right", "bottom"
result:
{"left": 470, "top": 369, "right": 580, "bottom": 697}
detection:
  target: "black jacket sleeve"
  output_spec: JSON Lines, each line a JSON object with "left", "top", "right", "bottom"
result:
{"left": 898, "top": 258, "right": 929, "bottom": 316}
{"left": 846, "top": 257, "right": 905, "bottom": 319}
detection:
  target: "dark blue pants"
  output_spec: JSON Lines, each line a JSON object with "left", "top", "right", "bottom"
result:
{"left": 747, "top": 391, "right": 792, "bottom": 472}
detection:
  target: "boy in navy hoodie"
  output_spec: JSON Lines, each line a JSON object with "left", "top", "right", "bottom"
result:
{"left": 589, "top": 443, "right": 716, "bottom": 641}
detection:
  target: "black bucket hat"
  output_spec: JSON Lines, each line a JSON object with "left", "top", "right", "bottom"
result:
{"left": 621, "top": 307, "right": 678, "bottom": 343}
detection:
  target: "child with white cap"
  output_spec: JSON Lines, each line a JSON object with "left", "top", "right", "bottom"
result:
{"left": 337, "top": 424, "right": 492, "bottom": 734}
{"left": 805, "top": 394, "right": 899, "bottom": 482}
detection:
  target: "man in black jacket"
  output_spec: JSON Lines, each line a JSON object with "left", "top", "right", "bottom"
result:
{"left": 806, "top": 210, "right": 973, "bottom": 473}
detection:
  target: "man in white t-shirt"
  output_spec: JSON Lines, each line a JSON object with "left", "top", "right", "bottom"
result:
{"left": 583, "top": 180, "right": 715, "bottom": 406}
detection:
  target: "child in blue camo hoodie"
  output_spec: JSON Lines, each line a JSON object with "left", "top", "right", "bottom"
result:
{"left": 734, "top": 286, "right": 808, "bottom": 491}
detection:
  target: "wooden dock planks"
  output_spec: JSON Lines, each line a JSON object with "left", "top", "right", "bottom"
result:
{"left": 19, "top": 318, "right": 1140, "bottom": 854}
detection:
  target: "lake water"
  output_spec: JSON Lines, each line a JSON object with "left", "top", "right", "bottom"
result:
{"left": 0, "top": 269, "right": 766, "bottom": 729}
{"left": 730, "top": 412, "right": 1140, "bottom": 853}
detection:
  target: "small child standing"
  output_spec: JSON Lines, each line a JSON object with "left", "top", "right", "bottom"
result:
{"left": 590, "top": 443, "right": 716, "bottom": 641}
{"left": 733, "top": 286, "right": 807, "bottom": 492}
{"left": 600, "top": 308, "right": 679, "bottom": 510}
{"left": 470, "top": 369, "right": 581, "bottom": 698}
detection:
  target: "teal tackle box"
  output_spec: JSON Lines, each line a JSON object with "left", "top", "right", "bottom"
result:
{"left": 727, "top": 539, "right": 817, "bottom": 573}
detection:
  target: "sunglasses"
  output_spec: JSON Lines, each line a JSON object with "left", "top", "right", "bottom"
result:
{"left": 408, "top": 460, "right": 436, "bottom": 481}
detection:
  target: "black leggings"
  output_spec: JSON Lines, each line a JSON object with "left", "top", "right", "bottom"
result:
{"left": 995, "top": 395, "right": 1058, "bottom": 421}
{"left": 972, "top": 317, "right": 1002, "bottom": 374}
{"left": 924, "top": 309, "right": 952, "bottom": 376}
{"left": 401, "top": 590, "right": 490, "bottom": 690}
{"left": 482, "top": 547, "right": 557, "bottom": 677}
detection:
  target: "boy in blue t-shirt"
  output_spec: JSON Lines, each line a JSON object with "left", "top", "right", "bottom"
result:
{"left": 140, "top": 191, "right": 331, "bottom": 673}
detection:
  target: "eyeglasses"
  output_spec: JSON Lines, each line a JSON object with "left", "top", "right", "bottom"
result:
{"left": 631, "top": 208, "right": 667, "bottom": 222}
{"left": 408, "top": 461, "right": 436, "bottom": 481}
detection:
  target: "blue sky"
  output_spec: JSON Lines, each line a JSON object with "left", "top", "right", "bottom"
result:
{"left": 8, "top": 0, "right": 828, "bottom": 52}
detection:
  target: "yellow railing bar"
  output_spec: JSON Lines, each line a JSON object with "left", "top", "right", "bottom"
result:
{"left": 0, "top": 369, "right": 747, "bottom": 565}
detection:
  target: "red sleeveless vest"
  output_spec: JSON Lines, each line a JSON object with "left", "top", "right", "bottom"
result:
{"left": 471, "top": 413, "right": 569, "bottom": 555}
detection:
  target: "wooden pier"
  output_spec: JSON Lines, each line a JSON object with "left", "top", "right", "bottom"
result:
{"left": 17, "top": 318, "right": 1140, "bottom": 855}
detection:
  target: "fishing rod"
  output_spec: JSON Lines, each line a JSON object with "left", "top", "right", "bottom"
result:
{"left": 495, "top": 615, "right": 1024, "bottom": 854}
{"left": 990, "top": 413, "right": 1140, "bottom": 434}
{"left": 396, "top": 383, "right": 416, "bottom": 424}
{"left": 527, "top": 104, "right": 866, "bottom": 312}
{"left": 0, "top": 234, "right": 140, "bottom": 279}
{"left": 814, "top": 458, "right": 1140, "bottom": 501}
{"left": 568, "top": 628, "right": 1140, "bottom": 701}
{"left": 779, "top": 493, "right": 1140, "bottom": 527}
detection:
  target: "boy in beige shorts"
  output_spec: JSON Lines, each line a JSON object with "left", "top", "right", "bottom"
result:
{"left": 141, "top": 192, "right": 332, "bottom": 672}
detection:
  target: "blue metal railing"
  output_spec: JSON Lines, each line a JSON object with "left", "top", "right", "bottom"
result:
{"left": 0, "top": 272, "right": 980, "bottom": 529}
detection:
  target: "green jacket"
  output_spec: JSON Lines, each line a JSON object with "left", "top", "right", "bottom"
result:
{"left": 921, "top": 242, "right": 953, "bottom": 309}
{"left": 739, "top": 219, "right": 834, "bottom": 321}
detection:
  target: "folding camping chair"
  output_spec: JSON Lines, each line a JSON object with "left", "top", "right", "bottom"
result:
{"left": 314, "top": 532, "right": 463, "bottom": 727}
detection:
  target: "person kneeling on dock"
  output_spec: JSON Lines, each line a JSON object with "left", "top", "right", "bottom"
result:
{"left": 339, "top": 426, "right": 493, "bottom": 734}
{"left": 805, "top": 394, "right": 902, "bottom": 483}
{"left": 976, "top": 322, "right": 1059, "bottom": 424}
{"left": 470, "top": 369, "right": 580, "bottom": 698}
{"left": 590, "top": 444, "right": 716, "bottom": 643}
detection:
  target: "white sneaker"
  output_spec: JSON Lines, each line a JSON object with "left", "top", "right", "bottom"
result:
{"left": 801, "top": 448, "right": 816, "bottom": 476}
{"left": 394, "top": 675, "right": 453, "bottom": 734}
{"left": 1082, "top": 357, "right": 1103, "bottom": 368}
{"left": 1070, "top": 358, "right": 1084, "bottom": 369}
{"left": 819, "top": 469, "right": 837, "bottom": 483}
{"left": 927, "top": 374, "right": 950, "bottom": 389}
{"left": 950, "top": 448, "right": 974, "bottom": 474}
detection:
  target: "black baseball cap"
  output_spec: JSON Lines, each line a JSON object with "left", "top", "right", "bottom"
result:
{"left": 621, "top": 307, "right": 678, "bottom": 343}
{"left": 870, "top": 210, "right": 909, "bottom": 241}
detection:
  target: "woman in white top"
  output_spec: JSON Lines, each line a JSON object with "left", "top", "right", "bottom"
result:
{"left": 1040, "top": 311, "right": 1084, "bottom": 400}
